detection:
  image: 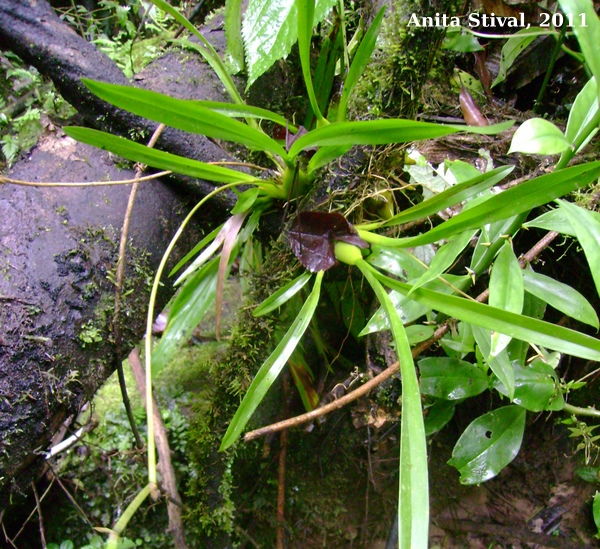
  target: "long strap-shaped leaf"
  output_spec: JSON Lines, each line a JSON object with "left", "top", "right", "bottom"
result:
{"left": 81, "top": 79, "right": 290, "bottom": 161}
{"left": 220, "top": 271, "right": 324, "bottom": 450}
{"left": 371, "top": 268, "right": 600, "bottom": 362}
{"left": 358, "top": 260, "right": 429, "bottom": 549}
{"left": 288, "top": 119, "right": 513, "bottom": 157}
{"left": 64, "top": 127, "right": 261, "bottom": 184}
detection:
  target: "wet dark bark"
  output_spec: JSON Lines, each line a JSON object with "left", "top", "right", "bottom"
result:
{"left": 0, "top": 0, "right": 239, "bottom": 511}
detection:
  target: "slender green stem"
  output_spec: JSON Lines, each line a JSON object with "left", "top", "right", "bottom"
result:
{"left": 563, "top": 403, "right": 600, "bottom": 418}
{"left": 534, "top": 24, "right": 567, "bottom": 113}
{"left": 556, "top": 108, "right": 600, "bottom": 169}
{"left": 106, "top": 483, "right": 154, "bottom": 549}
{"left": 144, "top": 181, "right": 249, "bottom": 486}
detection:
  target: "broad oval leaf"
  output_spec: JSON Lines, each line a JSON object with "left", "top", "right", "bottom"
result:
{"left": 494, "top": 359, "right": 565, "bottom": 412}
{"left": 523, "top": 208, "right": 577, "bottom": 237}
{"left": 419, "top": 357, "right": 489, "bottom": 400}
{"left": 220, "top": 271, "right": 324, "bottom": 450}
{"left": 448, "top": 405, "right": 526, "bottom": 484}
{"left": 508, "top": 118, "right": 571, "bottom": 155}
{"left": 424, "top": 399, "right": 456, "bottom": 436}
{"left": 523, "top": 269, "right": 599, "bottom": 328}
{"left": 253, "top": 271, "right": 313, "bottom": 316}
{"left": 472, "top": 325, "right": 515, "bottom": 400}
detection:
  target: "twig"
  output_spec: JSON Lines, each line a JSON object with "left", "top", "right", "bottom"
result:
{"left": 46, "top": 464, "right": 95, "bottom": 529}
{"left": 0, "top": 170, "right": 171, "bottom": 187}
{"left": 244, "top": 229, "right": 560, "bottom": 443}
{"left": 31, "top": 482, "right": 46, "bottom": 548}
{"left": 9, "top": 480, "right": 54, "bottom": 542}
{"left": 128, "top": 348, "right": 188, "bottom": 549}
{"left": 45, "top": 420, "right": 97, "bottom": 459}
{"left": 112, "top": 124, "right": 166, "bottom": 451}
{"left": 0, "top": 510, "right": 19, "bottom": 548}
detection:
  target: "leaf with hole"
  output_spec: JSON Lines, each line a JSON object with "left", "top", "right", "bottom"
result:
{"left": 448, "top": 405, "right": 526, "bottom": 484}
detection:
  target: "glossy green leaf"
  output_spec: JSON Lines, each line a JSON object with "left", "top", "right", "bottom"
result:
{"left": 380, "top": 166, "right": 513, "bottom": 229}
{"left": 442, "top": 28, "right": 484, "bottom": 52}
{"left": 231, "top": 187, "right": 260, "bottom": 215}
{"left": 338, "top": 7, "right": 386, "bottom": 121}
{"left": 225, "top": 0, "right": 245, "bottom": 73}
{"left": 377, "top": 161, "right": 600, "bottom": 248}
{"left": 152, "top": 258, "right": 219, "bottom": 374}
{"left": 489, "top": 242, "right": 524, "bottom": 356}
{"left": 370, "top": 267, "right": 600, "bottom": 362}
{"left": 409, "top": 230, "right": 476, "bottom": 294}
{"left": 64, "top": 127, "right": 260, "bottom": 184}
{"left": 307, "top": 144, "right": 352, "bottom": 172}
{"left": 492, "top": 27, "right": 549, "bottom": 87}
{"left": 559, "top": 200, "right": 600, "bottom": 297}
{"left": 564, "top": 77, "right": 598, "bottom": 152}
{"left": 494, "top": 359, "right": 565, "bottom": 412}
{"left": 366, "top": 245, "right": 427, "bottom": 280}
{"left": 220, "top": 271, "right": 324, "bottom": 450}
{"left": 593, "top": 491, "right": 600, "bottom": 534}
{"left": 448, "top": 405, "right": 526, "bottom": 484}
{"left": 253, "top": 272, "right": 313, "bottom": 316}
{"left": 523, "top": 269, "right": 599, "bottom": 328}
{"left": 288, "top": 119, "right": 514, "bottom": 157}
{"left": 357, "top": 260, "right": 429, "bottom": 549}
{"left": 472, "top": 326, "right": 515, "bottom": 400}
{"left": 419, "top": 357, "right": 488, "bottom": 400}
{"left": 80, "top": 79, "right": 289, "bottom": 160}
{"left": 424, "top": 399, "right": 456, "bottom": 436}
{"left": 523, "top": 208, "right": 577, "bottom": 236}
{"left": 242, "top": 0, "right": 336, "bottom": 88}
{"left": 149, "top": 0, "right": 244, "bottom": 105}
{"left": 508, "top": 118, "right": 571, "bottom": 155}
{"left": 405, "top": 324, "right": 435, "bottom": 345}
{"left": 192, "top": 100, "right": 294, "bottom": 128}
{"left": 505, "top": 292, "right": 546, "bottom": 365}
{"left": 558, "top": 0, "right": 600, "bottom": 98}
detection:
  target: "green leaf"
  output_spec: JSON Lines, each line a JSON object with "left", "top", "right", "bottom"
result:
{"left": 225, "top": 0, "right": 245, "bottom": 73}
{"left": 371, "top": 267, "right": 600, "bottom": 362}
{"left": 558, "top": 200, "right": 600, "bottom": 298}
{"left": 220, "top": 271, "right": 324, "bottom": 450}
{"left": 472, "top": 326, "right": 515, "bottom": 400}
{"left": 558, "top": 0, "right": 600, "bottom": 98}
{"left": 152, "top": 258, "right": 219, "bottom": 374}
{"left": 442, "top": 27, "right": 484, "bottom": 53}
{"left": 380, "top": 161, "right": 600, "bottom": 248}
{"left": 564, "top": 77, "right": 598, "bottom": 152}
{"left": 63, "top": 127, "right": 259, "bottom": 184}
{"left": 253, "top": 272, "right": 313, "bottom": 316}
{"left": 288, "top": 119, "right": 514, "bottom": 157}
{"left": 593, "top": 491, "right": 600, "bottom": 535}
{"left": 307, "top": 144, "right": 353, "bottom": 172}
{"left": 424, "top": 399, "right": 456, "bottom": 436}
{"left": 492, "top": 27, "right": 549, "bottom": 87}
{"left": 192, "top": 100, "right": 294, "bottom": 128}
{"left": 494, "top": 359, "right": 565, "bottom": 412}
{"left": 231, "top": 187, "right": 260, "bottom": 214}
{"left": 523, "top": 269, "right": 599, "bottom": 328}
{"left": 169, "top": 224, "right": 223, "bottom": 277}
{"left": 366, "top": 245, "right": 427, "bottom": 280}
{"left": 379, "top": 166, "right": 513, "bottom": 229}
{"left": 419, "top": 357, "right": 488, "bottom": 400}
{"left": 508, "top": 118, "right": 571, "bottom": 155}
{"left": 409, "top": 230, "right": 476, "bottom": 294}
{"left": 357, "top": 259, "right": 429, "bottom": 549}
{"left": 448, "top": 405, "right": 526, "bottom": 484}
{"left": 80, "top": 79, "right": 289, "bottom": 160}
{"left": 523, "top": 208, "right": 577, "bottom": 236}
{"left": 338, "top": 7, "right": 386, "bottom": 121}
{"left": 489, "top": 242, "right": 524, "bottom": 356}
{"left": 405, "top": 324, "right": 435, "bottom": 345}
{"left": 242, "top": 0, "right": 337, "bottom": 88}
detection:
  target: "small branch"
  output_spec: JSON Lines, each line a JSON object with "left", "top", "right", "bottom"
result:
{"left": 31, "top": 482, "right": 46, "bottom": 549}
{"left": 45, "top": 420, "right": 97, "bottom": 459}
{"left": 0, "top": 170, "right": 171, "bottom": 187}
{"left": 112, "top": 123, "right": 167, "bottom": 451}
{"left": 563, "top": 403, "right": 600, "bottom": 419}
{"left": 128, "top": 348, "right": 188, "bottom": 549}
{"left": 244, "top": 229, "right": 560, "bottom": 443}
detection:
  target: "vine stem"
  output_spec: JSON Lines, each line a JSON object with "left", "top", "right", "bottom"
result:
{"left": 563, "top": 403, "right": 600, "bottom": 418}
{"left": 244, "top": 229, "right": 561, "bottom": 443}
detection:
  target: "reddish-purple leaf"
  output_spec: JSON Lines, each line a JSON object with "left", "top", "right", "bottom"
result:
{"left": 289, "top": 211, "right": 369, "bottom": 272}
